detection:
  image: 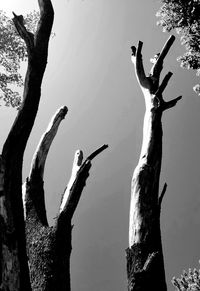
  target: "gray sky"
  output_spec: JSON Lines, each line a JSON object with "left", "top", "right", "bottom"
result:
{"left": 1, "top": 1, "right": 200, "bottom": 290}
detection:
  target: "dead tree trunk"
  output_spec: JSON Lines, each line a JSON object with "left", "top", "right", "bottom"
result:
{"left": 22, "top": 107, "right": 108, "bottom": 290}
{"left": 126, "top": 36, "right": 181, "bottom": 291}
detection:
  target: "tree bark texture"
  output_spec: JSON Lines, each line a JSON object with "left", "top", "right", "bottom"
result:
{"left": 127, "top": 35, "right": 181, "bottom": 291}
{"left": 23, "top": 108, "right": 74, "bottom": 290}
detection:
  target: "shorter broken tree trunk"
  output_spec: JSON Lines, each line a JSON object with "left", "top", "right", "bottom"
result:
{"left": 127, "top": 35, "right": 181, "bottom": 291}
{"left": 22, "top": 107, "right": 108, "bottom": 291}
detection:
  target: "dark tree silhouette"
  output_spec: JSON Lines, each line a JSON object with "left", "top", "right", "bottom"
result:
{"left": 126, "top": 35, "right": 181, "bottom": 291}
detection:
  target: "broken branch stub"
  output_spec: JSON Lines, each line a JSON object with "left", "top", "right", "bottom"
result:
{"left": 150, "top": 35, "right": 175, "bottom": 78}
{"left": 12, "top": 12, "right": 34, "bottom": 54}
{"left": 59, "top": 144, "right": 108, "bottom": 218}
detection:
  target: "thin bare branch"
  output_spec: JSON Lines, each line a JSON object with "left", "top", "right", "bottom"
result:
{"left": 159, "top": 183, "right": 167, "bottom": 207}
{"left": 86, "top": 144, "right": 108, "bottom": 161}
{"left": 156, "top": 72, "right": 173, "bottom": 96}
{"left": 151, "top": 35, "right": 175, "bottom": 77}
{"left": 158, "top": 35, "right": 175, "bottom": 64}
{"left": 135, "top": 41, "right": 148, "bottom": 87}
{"left": 12, "top": 12, "right": 34, "bottom": 53}
{"left": 163, "top": 96, "right": 182, "bottom": 110}
{"left": 131, "top": 41, "right": 151, "bottom": 89}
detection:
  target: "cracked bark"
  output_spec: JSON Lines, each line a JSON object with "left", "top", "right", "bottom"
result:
{"left": 127, "top": 35, "right": 181, "bottom": 291}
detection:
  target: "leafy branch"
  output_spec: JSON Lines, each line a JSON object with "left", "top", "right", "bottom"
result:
{"left": 0, "top": 10, "right": 39, "bottom": 108}
{"left": 156, "top": 0, "right": 200, "bottom": 94}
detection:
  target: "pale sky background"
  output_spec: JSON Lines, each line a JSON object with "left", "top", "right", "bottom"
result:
{"left": 1, "top": 1, "right": 200, "bottom": 290}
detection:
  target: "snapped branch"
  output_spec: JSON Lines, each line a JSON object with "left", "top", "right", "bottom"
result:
{"left": 163, "top": 96, "right": 182, "bottom": 111}
{"left": 151, "top": 35, "right": 175, "bottom": 78}
{"left": 86, "top": 144, "right": 108, "bottom": 161}
{"left": 30, "top": 106, "right": 68, "bottom": 181}
{"left": 131, "top": 42, "right": 151, "bottom": 90}
{"left": 12, "top": 13, "right": 34, "bottom": 54}
{"left": 58, "top": 144, "right": 108, "bottom": 221}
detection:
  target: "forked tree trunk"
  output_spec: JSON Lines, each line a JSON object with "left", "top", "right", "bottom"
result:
{"left": 0, "top": 1, "right": 108, "bottom": 290}
{"left": 22, "top": 106, "right": 108, "bottom": 290}
{"left": 126, "top": 36, "right": 181, "bottom": 291}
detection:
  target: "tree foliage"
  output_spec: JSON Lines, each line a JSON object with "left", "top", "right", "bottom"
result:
{"left": 156, "top": 0, "right": 200, "bottom": 94}
{"left": 0, "top": 10, "right": 39, "bottom": 108}
{"left": 172, "top": 262, "right": 200, "bottom": 291}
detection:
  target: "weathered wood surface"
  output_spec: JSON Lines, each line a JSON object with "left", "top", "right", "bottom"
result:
{"left": 127, "top": 35, "right": 181, "bottom": 291}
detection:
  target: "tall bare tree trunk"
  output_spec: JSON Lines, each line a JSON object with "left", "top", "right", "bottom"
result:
{"left": 126, "top": 35, "right": 181, "bottom": 291}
